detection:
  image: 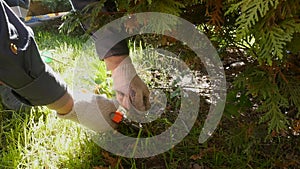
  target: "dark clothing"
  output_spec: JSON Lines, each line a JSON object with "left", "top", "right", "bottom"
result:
{"left": 70, "top": 0, "right": 129, "bottom": 59}
{"left": 0, "top": 0, "right": 67, "bottom": 105}
{"left": 4, "top": 0, "right": 29, "bottom": 20}
{"left": 0, "top": 0, "right": 128, "bottom": 105}
{"left": 4, "top": 0, "right": 29, "bottom": 9}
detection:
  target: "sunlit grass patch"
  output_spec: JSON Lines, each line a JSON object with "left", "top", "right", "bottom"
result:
{"left": 0, "top": 107, "right": 85, "bottom": 168}
{"left": 0, "top": 29, "right": 106, "bottom": 168}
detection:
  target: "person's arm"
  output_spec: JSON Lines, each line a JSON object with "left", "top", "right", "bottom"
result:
{"left": 1, "top": 0, "right": 73, "bottom": 114}
{"left": 0, "top": 0, "right": 118, "bottom": 132}
{"left": 0, "top": 0, "right": 68, "bottom": 108}
{"left": 69, "top": 0, "right": 151, "bottom": 111}
{"left": 70, "top": 0, "right": 130, "bottom": 58}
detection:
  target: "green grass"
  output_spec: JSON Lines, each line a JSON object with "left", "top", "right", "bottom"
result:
{"left": 0, "top": 28, "right": 107, "bottom": 169}
{"left": 0, "top": 27, "right": 299, "bottom": 169}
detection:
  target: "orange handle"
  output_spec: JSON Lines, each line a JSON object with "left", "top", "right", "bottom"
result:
{"left": 111, "top": 111, "right": 124, "bottom": 124}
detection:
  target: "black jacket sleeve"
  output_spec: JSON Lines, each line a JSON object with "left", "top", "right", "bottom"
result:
{"left": 0, "top": 0, "right": 67, "bottom": 105}
{"left": 69, "top": 0, "right": 129, "bottom": 59}
{"left": 4, "top": 0, "right": 30, "bottom": 19}
{"left": 4, "top": 0, "right": 29, "bottom": 9}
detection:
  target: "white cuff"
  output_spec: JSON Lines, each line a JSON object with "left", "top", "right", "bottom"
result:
{"left": 57, "top": 93, "right": 119, "bottom": 133}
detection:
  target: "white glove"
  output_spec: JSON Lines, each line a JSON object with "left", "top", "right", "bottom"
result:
{"left": 112, "top": 57, "right": 151, "bottom": 111}
{"left": 57, "top": 92, "right": 119, "bottom": 132}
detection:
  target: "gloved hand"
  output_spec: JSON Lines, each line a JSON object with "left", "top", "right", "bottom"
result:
{"left": 57, "top": 92, "right": 119, "bottom": 132}
{"left": 111, "top": 57, "right": 151, "bottom": 111}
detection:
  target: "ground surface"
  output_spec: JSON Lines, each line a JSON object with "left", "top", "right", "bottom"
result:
{"left": 0, "top": 27, "right": 299, "bottom": 169}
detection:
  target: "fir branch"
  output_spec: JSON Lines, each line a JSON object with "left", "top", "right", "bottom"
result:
{"left": 234, "top": 67, "right": 290, "bottom": 132}
{"left": 257, "top": 19, "right": 300, "bottom": 65}
{"left": 150, "top": 0, "right": 185, "bottom": 16}
{"left": 279, "top": 76, "right": 300, "bottom": 117}
{"left": 206, "top": 0, "right": 224, "bottom": 28}
{"left": 258, "top": 94, "right": 289, "bottom": 133}
{"left": 235, "top": 0, "right": 279, "bottom": 39}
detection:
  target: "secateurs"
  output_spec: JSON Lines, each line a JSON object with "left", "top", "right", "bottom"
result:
{"left": 110, "top": 111, "right": 142, "bottom": 131}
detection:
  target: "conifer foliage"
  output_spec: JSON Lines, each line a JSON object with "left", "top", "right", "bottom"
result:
{"left": 61, "top": 0, "right": 300, "bottom": 136}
